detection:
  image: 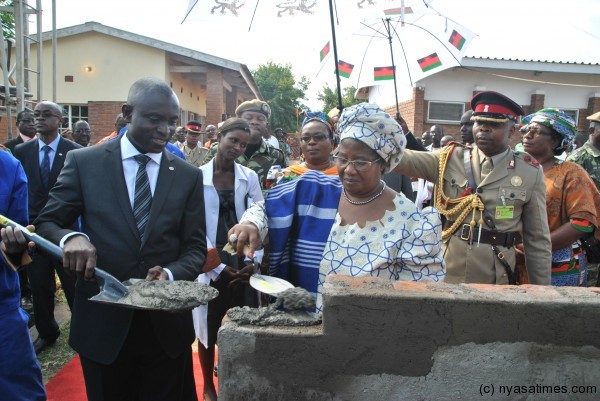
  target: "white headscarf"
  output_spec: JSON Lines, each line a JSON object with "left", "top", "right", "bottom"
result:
{"left": 337, "top": 103, "right": 406, "bottom": 173}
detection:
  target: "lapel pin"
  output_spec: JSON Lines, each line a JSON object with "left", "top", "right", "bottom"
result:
{"left": 58, "top": 153, "right": 63, "bottom": 157}
{"left": 169, "top": 166, "right": 175, "bottom": 171}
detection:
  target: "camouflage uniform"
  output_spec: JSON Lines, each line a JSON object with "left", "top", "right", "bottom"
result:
{"left": 567, "top": 140, "right": 600, "bottom": 286}
{"left": 201, "top": 139, "right": 285, "bottom": 190}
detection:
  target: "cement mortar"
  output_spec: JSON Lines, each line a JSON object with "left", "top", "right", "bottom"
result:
{"left": 118, "top": 280, "right": 218, "bottom": 310}
{"left": 227, "top": 306, "right": 321, "bottom": 326}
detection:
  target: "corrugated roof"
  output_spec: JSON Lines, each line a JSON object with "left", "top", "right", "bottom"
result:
{"left": 465, "top": 56, "right": 600, "bottom": 66}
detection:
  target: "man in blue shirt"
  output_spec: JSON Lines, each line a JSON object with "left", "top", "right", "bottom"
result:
{"left": 0, "top": 150, "right": 46, "bottom": 401}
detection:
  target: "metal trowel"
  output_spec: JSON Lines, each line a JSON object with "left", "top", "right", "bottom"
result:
{"left": 0, "top": 215, "right": 129, "bottom": 302}
{"left": 91, "top": 268, "right": 129, "bottom": 302}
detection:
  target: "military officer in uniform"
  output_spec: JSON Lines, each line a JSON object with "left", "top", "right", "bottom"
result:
{"left": 394, "top": 91, "right": 551, "bottom": 285}
{"left": 202, "top": 99, "right": 284, "bottom": 189}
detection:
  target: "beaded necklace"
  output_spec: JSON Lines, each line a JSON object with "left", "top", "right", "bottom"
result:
{"left": 343, "top": 180, "right": 387, "bottom": 205}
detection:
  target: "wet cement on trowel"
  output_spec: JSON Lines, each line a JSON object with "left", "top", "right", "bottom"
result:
{"left": 118, "top": 280, "right": 218, "bottom": 311}
{"left": 227, "top": 287, "right": 321, "bottom": 326}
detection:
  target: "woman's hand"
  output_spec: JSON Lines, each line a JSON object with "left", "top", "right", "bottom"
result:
{"left": 227, "top": 222, "right": 260, "bottom": 257}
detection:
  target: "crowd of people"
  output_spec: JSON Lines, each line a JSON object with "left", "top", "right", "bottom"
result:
{"left": 1, "top": 77, "right": 600, "bottom": 401}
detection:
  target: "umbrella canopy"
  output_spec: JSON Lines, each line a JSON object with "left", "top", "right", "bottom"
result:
{"left": 335, "top": 0, "right": 476, "bottom": 117}
{"left": 181, "top": 0, "right": 402, "bottom": 110}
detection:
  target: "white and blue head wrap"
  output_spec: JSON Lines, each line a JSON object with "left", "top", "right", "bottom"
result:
{"left": 337, "top": 103, "right": 406, "bottom": 173}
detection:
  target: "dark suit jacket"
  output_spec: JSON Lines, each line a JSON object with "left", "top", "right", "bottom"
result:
{"left": 13, "top": 137, "right": 82, "bottom": 222}
{"left": 3, "top": 135, "right": 24, "bottom": 153}
{"left": 34, "top": 138, "right": 207, "bottom": 364}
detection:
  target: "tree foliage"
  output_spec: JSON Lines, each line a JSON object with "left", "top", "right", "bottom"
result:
{"left": 1, "top": 1, "right": 15, "bottom": 39}
{"left": 252, "top": 61, "right": 308, "bottom": 133}
{"left": 317, "top": 84, "right": 361, "bottom": 114}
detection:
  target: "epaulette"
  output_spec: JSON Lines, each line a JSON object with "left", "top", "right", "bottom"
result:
{"left": 518, "top": 152, "right": 540, "bottom": 168}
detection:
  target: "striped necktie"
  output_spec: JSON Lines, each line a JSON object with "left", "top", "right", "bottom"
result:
{"left": 133, "top": 154, "right": 152, "bottom": 239}
{"left": 40, "top": 145, "right": 51, "bottom": 190}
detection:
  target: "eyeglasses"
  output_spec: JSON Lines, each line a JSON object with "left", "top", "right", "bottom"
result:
{"left": 523, "top": 125, "right": 553, "bottom": 138}
{"left": 300, "top": 134, "right": 329, "bottom": 143}
{"left": 33, "top": 110, "right": 62, "bottom": 119}
{"left": 18, "top": 118, "right": 34, "bottom": 124}
{"left": 332, "top": 155, "right": 381, "bottom": 172}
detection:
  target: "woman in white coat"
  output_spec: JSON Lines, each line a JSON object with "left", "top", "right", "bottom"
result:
{"left": 192, "top": 117, "right": 263, "bottom": 401}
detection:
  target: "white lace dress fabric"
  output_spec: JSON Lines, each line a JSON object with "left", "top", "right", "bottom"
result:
{"left": 316, "top": 194, "right": 445, "bottom": 313}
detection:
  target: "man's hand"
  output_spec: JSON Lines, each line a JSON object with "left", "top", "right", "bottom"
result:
{"left": 145, "top": 266, "right": 168, "bottom": 281}
{"left": 227, "top": 221, "right": 260, "bottom": 257}
{"left": 396, "top": 115, "right": 409, "bottom": 135}
{"left": 0, "top": 225, "right": 36, "bottom": 254}
{"left": 63, "top": 235, "right": 97, "bottom": 280}
{"left": 228, "top": 264, "right": 255, "bottom": 287}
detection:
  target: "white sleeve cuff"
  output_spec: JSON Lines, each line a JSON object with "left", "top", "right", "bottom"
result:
{"left": 163, "top": 268, "right": 174, "bottom": 281}
{"left": 59, "top": 232, "right": 90, "bottom": 248}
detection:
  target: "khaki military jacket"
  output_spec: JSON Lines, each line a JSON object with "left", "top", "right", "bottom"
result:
{"left": 395, "top": 145, "right": 551, "bottom": 285}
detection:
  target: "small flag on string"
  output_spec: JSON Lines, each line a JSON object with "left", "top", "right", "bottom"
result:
{"left": 449, "top": 30, "right": 466, "bottom": 51}
{"left": 383, "top": 7, "right": 413, "bottom": 16}
{"left": 337, "top": 61, "right": 354, "bottom": 78}
{"left": 320, "top": 42, "right": 330, "bottom": 62}
{"left": 374, "top": 66, "right": 395, "bottom": 81}
{"left": 417, "top": 53, "right": 442, "bottom": 72}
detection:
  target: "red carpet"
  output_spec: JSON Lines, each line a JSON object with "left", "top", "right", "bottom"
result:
{"left": 46, "top": 352, "right": 216, "bottom": 400}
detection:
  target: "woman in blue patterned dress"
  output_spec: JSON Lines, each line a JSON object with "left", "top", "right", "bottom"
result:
{"left": 229, "top": 104, "right": 445, "bottom": 313}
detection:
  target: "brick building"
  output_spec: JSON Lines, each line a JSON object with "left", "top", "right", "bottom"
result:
{"left": 0, "top": 21, "right": 261, "bottom": 143}
{"left": 358, "top": 57, "right": 600, "bottom": 147}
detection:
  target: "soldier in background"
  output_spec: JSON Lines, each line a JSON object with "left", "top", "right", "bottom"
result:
{"left": 567, "top": 111, "right": 600, "bottom": 286}
{"left": 202, "top": 99, "right": 284, "bottom": 190}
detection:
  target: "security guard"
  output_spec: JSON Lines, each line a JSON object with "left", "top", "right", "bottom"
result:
{"left": 395, "top": 91, "right": 551, "bottom": 285}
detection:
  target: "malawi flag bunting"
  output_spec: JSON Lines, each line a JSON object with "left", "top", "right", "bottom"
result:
{"left": 320, "top": 42, "right": 330, "bottom": 62}
{"left": 374, "top": 66, "right": 395, "bottom": 81}
{"left": 449, "top": 30, "right": 466, "bottom": 51}
{"left": 418, "top": 53, "right": 442, "bottom": 72}
{"left": 384, "top": 7, "right": 413, "bottom": 16}
{"left": 337, "top": 61, "right": 354, "bottom": 78}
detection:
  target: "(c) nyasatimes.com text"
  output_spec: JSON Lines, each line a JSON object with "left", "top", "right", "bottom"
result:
{"left": 479, "top": 384, "right": 597, "bottom": 397}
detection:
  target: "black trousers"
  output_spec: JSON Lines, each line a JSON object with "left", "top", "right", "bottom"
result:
{"left": 80, "top": 311, "right": 198, "bottom": 401}
{"left": 26, "top": 251, "right": 75, "bottom": 339}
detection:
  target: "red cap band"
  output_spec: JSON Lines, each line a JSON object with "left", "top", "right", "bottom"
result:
{"left": 474, "top": 103, "right": 516, "bottom": 117}
{"left": 185, "top": 123, "right": 201, "bottom": 132}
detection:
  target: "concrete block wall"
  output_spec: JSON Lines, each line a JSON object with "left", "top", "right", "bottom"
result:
{"left": 218, "top": 276, "right": 600, "bottom": 401}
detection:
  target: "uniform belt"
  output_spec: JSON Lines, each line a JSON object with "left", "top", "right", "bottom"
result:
{"left": 452, "top": 224, "right": 522, "bottom": 247}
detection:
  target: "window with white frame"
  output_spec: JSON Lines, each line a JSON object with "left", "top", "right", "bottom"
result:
{"left": 561, "top": 109, "right": 579, "bottom": 126}
{"left": 61, "top": 105, "right": 88, "bottom": 132}
{"left": 427, "top": 101, "right": 465, "bottom": 123}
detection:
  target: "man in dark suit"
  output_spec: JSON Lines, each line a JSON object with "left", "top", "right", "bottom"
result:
{"left": 3, "top": 109, "right": 37, "bottom": 311}
{"left": 33, "top": 78, "right": 206, "bottom": 400}
{"left": 13, "top": 101, "right": 80, "bottom": 353}
{"left": 3, "top": 109, "right": 37, "bottom": 153}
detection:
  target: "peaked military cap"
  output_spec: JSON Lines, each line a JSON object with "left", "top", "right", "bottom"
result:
{"left": 470, "top": 91, "right": 524, "bottom": 123}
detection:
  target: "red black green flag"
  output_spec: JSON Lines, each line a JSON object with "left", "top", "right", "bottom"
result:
{"left": 337, "top": 61, "right": 354, "bottom": 78}
{"left": 449, "top": 30, "right": 466, "bottom": 51}
{"left": 418, "top": 53, "right": 442, "bottom": 72}
{"left": 374, "top": 66, "right": 395, "bottom": 81}
{"left": 383, "top": 7, "right": 413, "bottom": 16}
{"left": 320, "top": 42, "right": 330, "bottom": 62}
